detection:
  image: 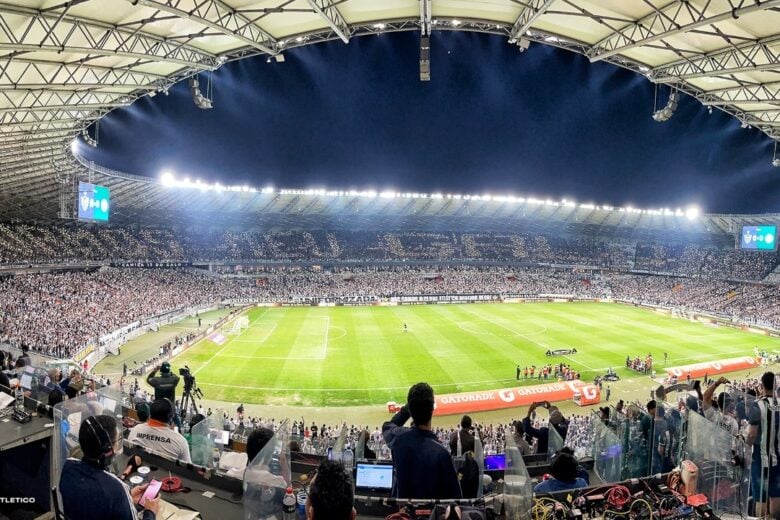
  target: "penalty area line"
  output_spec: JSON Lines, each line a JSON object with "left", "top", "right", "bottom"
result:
{"left": 192, "top": 308, "right": 270, "bottom": 376}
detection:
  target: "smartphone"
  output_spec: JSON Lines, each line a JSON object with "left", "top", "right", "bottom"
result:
{"left": 140, "top": 479, "right": 162, "bottom": 506}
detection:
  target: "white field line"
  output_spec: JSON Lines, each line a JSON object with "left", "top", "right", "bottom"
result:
{"left": 321, "top": 316, "right": 330, "bottom": 360}
{"left": 222, "top": 316, "right": 330, "bottom": 360}
{"left": 233, "top": 324, "right": 277, "bottom": 344}
{"left": 192, "top": 309, "right": 269, "bottom": 375}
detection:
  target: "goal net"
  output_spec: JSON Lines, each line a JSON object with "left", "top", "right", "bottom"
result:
{"left": 227, "top": 315, "right": 250, "bottom": 334}
{"left": 671, "top": 308, "right": 695, "bottom": 321}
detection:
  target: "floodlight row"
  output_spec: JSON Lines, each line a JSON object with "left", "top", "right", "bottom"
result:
{"left": 157, "top": 172, "right": 700, "bottom": 219}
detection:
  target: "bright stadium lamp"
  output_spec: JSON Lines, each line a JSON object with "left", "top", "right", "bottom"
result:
{"left": 161, "top": 171, "right": 175, "bottom": 186}
{"left": 70, "top": 139, "right": 78, "bottom": 155}
{"left": 685, "top": 206, "right": 700, "bottom": 220}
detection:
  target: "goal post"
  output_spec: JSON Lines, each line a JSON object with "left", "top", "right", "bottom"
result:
{"left": 227, "top": 315, "right": 250, "bottom": 334}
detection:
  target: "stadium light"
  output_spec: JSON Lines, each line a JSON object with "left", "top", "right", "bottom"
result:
{"left": 81, "top": 127, "right": 97, "bottom": 148}
{"left": 773, "top": 142, "right": 780, "bottom": 167}
{"left": 70, "top": 139, "right": 79, "bottom": 155}
{"left": 652, "top": 88, "right": 679, "bottom": 123}
{"left": 151, "top": 173, "right": 707, "bottom": 218}
{"left": 189, "top": 76, "right": 213, "bottom": 110}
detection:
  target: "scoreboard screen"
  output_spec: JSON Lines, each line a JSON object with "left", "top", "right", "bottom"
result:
{"left": 739, "top": 225, "right": 777, "bottom": 251}
{"left": 77, "top": 182, "right": 110, "bottom": 222}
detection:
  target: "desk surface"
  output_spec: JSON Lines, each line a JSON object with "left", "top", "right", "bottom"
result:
{"left": 0, "top": 412, "right": 52, "bottom": 451}
{"left": 119, "top": 449, "right": 245, "bottom": 520}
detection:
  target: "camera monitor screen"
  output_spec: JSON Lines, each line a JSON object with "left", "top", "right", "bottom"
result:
{"left": 485, "top": 454, "right": 506, "bottom": 470}
{"left": 355, "top": 462, "right": 393, "bottom": 491}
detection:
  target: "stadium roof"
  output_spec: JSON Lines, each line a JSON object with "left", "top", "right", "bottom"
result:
{"left": 1, "top": 0, "right": 780, "bottom": 223}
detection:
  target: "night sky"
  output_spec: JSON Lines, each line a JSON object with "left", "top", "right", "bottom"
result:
{"left": 81, "top": 31, "right": 780, "bottom": 214}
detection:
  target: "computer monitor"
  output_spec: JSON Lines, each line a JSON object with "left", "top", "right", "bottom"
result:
{"left": 355, "top": 462, "right": 393, "bottom": 492}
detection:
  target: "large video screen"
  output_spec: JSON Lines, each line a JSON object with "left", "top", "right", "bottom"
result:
{"left": 77, "top": 182, "right": 110, "bottom": 222}
{"left": 740, "top": 225, "right": 777, "bottom": 251}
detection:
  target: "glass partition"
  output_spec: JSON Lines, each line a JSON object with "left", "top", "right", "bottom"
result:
{"left": 19, "top": 365, "right": 55, "bottom": 402}
{"left": 685, "top": 408, "right": 750, "bottom": 517}
{"left": 355, "top": 430, "right": 366, "bottom": 461}
{"left": 331, "top": 423, "right": 346, "bottom": 460}
{"left": 475, "top": 433, "right": 485, "bottom": 498}
{"left": 503, "top": 434, "right": 533, "bottom": 519}
{"left": 591, "top": 415, "right": 624, "bottom": 483}
{"left": 647, "top": 403, "right": 677, "bottom": 475}
{"left": 53, "top": 390, "right": 123, "bottom": 482}
{"left": 547, "top": 422, "right": 564, "bottom": 461}
{"left": 616, "top": 406, "right": 648, "bottom": 479}
{"left": 244, "top": 420, "right": 290, "bottom": 520}
{"left": 190, "top": 415, "right": 216, "bottom": 467}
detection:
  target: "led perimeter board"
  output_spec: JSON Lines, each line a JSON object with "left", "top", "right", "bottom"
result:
{"left": 77, "top": 182, "right": 110, "bottom": 222}
{"left": 739, "top": 225, "right": 777, "bottom": 251}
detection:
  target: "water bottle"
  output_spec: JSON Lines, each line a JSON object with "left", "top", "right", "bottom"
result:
{"left": 282, "top": 486, "right": 296, "bottom": 519}
{"left": 14, "top": 384, "right": 23, "bottom": 411}
{"left": 212, "top": 448, "right": 220, "bottom": 470}
{"left": 296, "top": 488, "right": 307, "bottom": 520}
{"left": 343, "top": 445, "right": 354, "bottom": 469}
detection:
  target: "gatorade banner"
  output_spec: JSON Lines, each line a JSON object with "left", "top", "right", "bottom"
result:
{"left": 430, "top": 380, "right": 601, "bottom": 416}
{"left": 664, "top": 356, "right": 759, "bottom": 380}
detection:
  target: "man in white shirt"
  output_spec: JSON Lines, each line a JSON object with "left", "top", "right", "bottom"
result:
{"left": 702, "top": 377, "right": 740, "bottom": 438}
{"left": 127, "top": 399, "right": 191, "bottom": 463}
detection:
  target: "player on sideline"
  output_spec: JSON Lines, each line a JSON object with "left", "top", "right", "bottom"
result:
{"left": 404, "top": 323, "right": 408, "bottom": 333}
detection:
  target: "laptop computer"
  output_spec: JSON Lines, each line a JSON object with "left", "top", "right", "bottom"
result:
{"left": 355, "top": 461, "right": 394, "bottom": 494}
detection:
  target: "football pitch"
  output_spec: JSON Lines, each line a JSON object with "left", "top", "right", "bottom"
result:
{"left": 174, "top": 302, "right": 780, "bottom": 407}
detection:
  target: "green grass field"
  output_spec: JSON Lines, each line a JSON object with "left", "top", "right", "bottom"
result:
{"left": 172, "top": 302, "right": 780, "bottom": 407}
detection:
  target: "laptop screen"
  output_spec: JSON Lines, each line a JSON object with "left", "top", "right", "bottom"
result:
{"left": 355, "top": 462, "right": 393, "bottom": 490}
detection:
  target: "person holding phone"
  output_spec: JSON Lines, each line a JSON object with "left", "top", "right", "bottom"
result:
{"left": 59, "top": 414, "right": 160, "bottom": 520}
{"left": 382, "top": 382, "right": 461, "bottom": 499}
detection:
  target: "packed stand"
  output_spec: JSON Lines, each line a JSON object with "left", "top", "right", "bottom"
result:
{"left": 0, "top": 268, "right": 257, "bottom": 358}
{"left": 2, "top": 223, "right": 777, "bottom": 281}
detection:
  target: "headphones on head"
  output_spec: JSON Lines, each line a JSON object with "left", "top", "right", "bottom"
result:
{"left": 83, "top": 415, "right": 115, "bottom": 469}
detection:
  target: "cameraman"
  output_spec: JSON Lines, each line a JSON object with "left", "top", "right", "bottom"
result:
{"left": 146, "top": 362, "right": 179, "bottom": 402}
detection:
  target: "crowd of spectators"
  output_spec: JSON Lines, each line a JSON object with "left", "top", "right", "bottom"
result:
{"left": 0, "top": 268, "right": 257, "bottom": 358}
{"left": 0, "top": 223, "right": 777, "bottom": 281}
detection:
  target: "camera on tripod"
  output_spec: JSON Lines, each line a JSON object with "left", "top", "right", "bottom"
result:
{"left": 177, "top": 365, "right": 203, "bottom": 420}
{"left": 179, "top": 366, "right": 203, "bottom": 397}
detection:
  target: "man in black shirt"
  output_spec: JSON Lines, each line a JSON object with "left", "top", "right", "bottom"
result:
{"left": 383, "top": 382, "right": 461, "bottom": 499}
{"left": 60, "top": 414, "right": 159, "bottom": 520}
{"left": 449, "top": 415, "right": 476, "bottom": 455}
{"left": 146, "top": 362, "right": 179, "bottom": 402}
